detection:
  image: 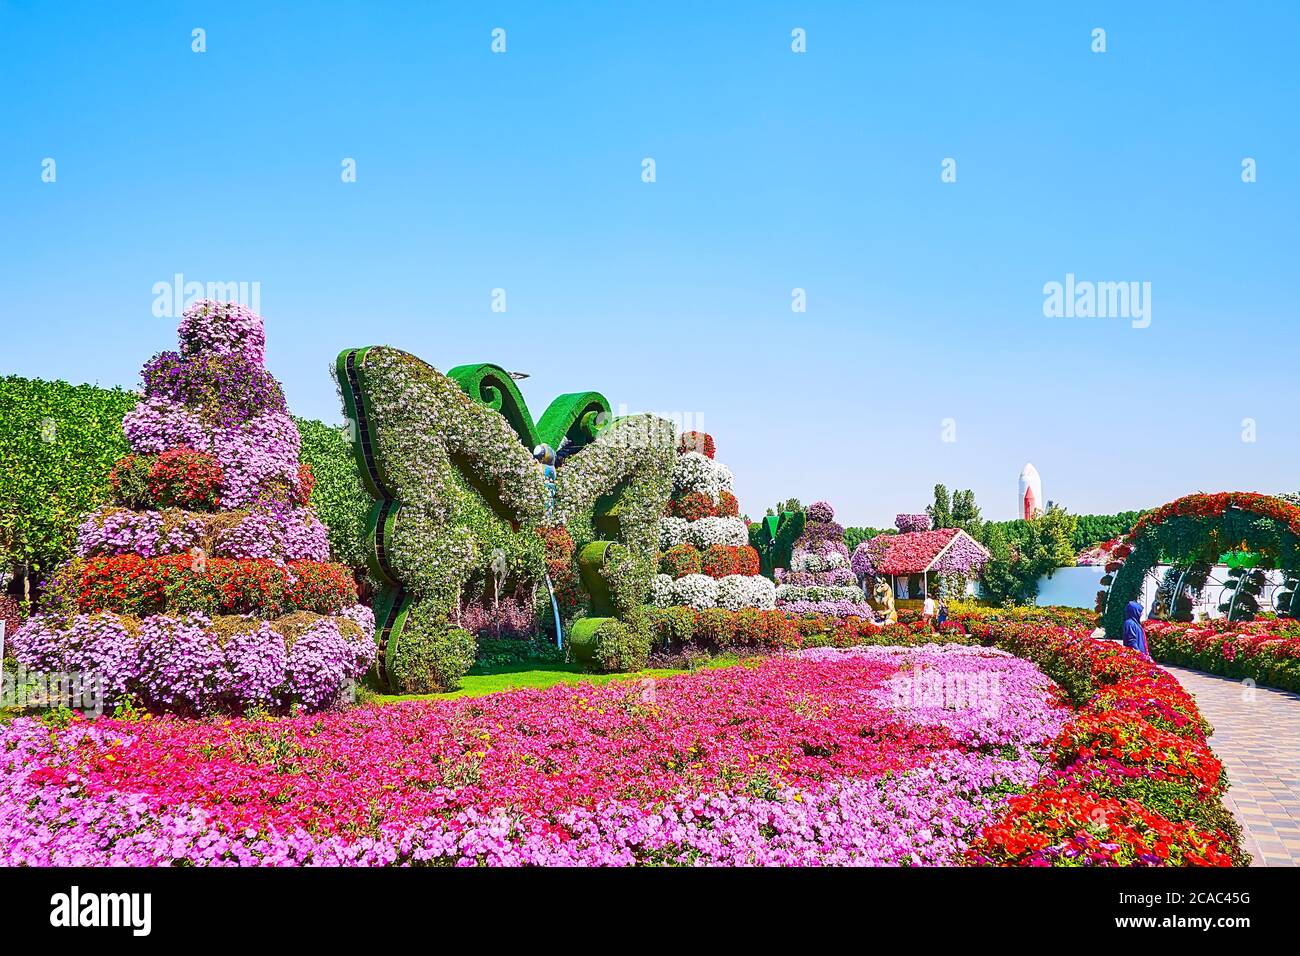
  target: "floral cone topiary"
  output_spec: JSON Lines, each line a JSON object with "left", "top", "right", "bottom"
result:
{"left": 653, "top": 434, "right": 774, "bottom": 611}
{"left": 774, "top": 501, "right": 872, "bottom": 617}
{"left": 12, "top": 301, "right": 375, "bottom": 713}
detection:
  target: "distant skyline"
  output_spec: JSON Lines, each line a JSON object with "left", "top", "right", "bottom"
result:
{"left": 2, "top": 2, "right": 1297, "bottom": 527}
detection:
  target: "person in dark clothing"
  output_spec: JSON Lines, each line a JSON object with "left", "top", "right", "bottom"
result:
{"left": 1122, "top": 599, "right": 1149, "bottom": 658}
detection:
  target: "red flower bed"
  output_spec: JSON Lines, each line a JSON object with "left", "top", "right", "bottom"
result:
{"left": 676, "top": 431, "right": 715, "bottom": 458}
{"left": 65, "top": 554, "right": 357, "bottom": 617}
{"left": 147, "top": 447, "right": 224, "bottom": 510}
{"left": 671, "top": 491, "right": 717, "bottom": 521}
{"left": 660, "top": 544, "right": 703, "bottom": 578}
{"left": 959, "top": 620, "right": 1247, "bottom": 867}
{"left": 974, "top": 786, "right": 1237, "bottom": 866}
{"left": 717, "top": 490, "right": 739, "bottom": 517}
{"left": 295, "top": 463, "right": 315, "bottom": 505}
{"left": 659, "top": 544, "right": 760, "bottom": 579}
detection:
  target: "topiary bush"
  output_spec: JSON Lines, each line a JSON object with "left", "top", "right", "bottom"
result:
{"left": 591, "top": 617, "right": 650, "bottom": 673}
{"left": 386, "top": 617, "right": 477, "bottom": 694}
{"left": 295, "top": 416, "right": 371, "bottom": 571}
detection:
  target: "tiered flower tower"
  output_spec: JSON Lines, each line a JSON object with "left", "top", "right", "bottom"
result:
{"left": 775, "top": 501, "right": 872, "bottom": 617}
{"left": 12, "top": 301, "right": 374, "bottom": 713}
{"left": 653, "top": 431, "right": 775, "bottom": 610}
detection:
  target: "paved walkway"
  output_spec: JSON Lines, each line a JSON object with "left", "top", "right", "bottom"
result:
{"left": 1161, "top": 664, "right": 1300, "bottom": 866}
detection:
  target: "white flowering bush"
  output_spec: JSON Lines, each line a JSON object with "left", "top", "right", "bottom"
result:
{"left": 790, "top": 548, "right": 849, "bottom": 573}
{"left": 652, "top": 573, "right": 675, "bottom": 608}
{"left": 672, "top": 452, "right": 733, "bottom": 502}
{"left": 775, "top": 583, "right": 866, "bottom": 604}
{"left": 686, "top": 516, "right": 748, "bottom": 549}
{"left": 716, "top": 574, "right": 776, "bottom": 611}
{"left": 670, "top": 574, "right": 719, "bottom": 610}
{"left": 554, "top": 414, "right": 675, "bottom": 559}
{"left": 658, "top": 516, "right": 689, "bottom": 550}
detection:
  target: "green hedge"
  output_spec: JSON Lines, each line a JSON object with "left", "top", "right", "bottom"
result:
{"left": 294, "top": 416, "right": 370, "bottom": 570}
{"left": 0, "top": 376, "right": 138, "bottom": 584}
{"left": 0, "top": 376, "right": 371, "bottom": 587}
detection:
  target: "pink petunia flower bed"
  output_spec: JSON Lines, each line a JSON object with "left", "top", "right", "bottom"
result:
{"left": 0, "top": 646, "right": 1068, "bottom": 866}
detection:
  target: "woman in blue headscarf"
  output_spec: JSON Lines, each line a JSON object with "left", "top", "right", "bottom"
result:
{"left": 1122, "top": 599, "right": 1149, "bottom": 658}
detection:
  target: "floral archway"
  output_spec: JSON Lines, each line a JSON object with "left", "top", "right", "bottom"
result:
{"left": 1098, "top": 492, "right": 1300, "bottom": 638}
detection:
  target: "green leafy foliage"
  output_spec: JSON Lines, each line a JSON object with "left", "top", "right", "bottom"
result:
{"left": 1072, "top": 510, "right": 1146, "bottom": 550}
{"left": 0, "top": 376, "right": 138, "bottom": 582}
{"left": 843, "top": 526, "right": 893, "bottom": 552}
{"left": 927, "top": 484, "right": 983, "bottom": 536}
{"left": 294, "top": 416, "right": 370, "bottom": 570}
{"left": 976, "top": 506, "right": 1079, "bottom": 605}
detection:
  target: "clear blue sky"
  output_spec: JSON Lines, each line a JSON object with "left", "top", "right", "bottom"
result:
{"left": 2, "top": 1, "right": 1297, "bottom": 527}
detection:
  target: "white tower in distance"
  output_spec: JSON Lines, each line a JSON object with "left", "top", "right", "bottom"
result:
{"left": 1019, "top": 463, "right": 1043, "bottom": 520}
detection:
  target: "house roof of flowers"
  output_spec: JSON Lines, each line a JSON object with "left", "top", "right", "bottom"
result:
{"left": 874, "top": 527, "right": 991, "bottom": 576}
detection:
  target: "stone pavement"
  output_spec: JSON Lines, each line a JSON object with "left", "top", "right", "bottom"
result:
{"left": 1160, "top": 664, "right": 1300, "bottom": 866}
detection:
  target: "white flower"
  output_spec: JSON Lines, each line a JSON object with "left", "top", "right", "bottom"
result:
{"left": 672, "top": 452, "right": 733, "bottom": 501}
{"left": 686, "top": 516, "right": 748, "bottom": 549}
{"left": 659, "top": 516, "right": 690, "bottom": 550}
{"left": 791, "top": 548, "right": 848, "bottom": 573}
{"left": 652, "top": 574, "right": 675, "bottom": 608}
{"left": 671, "top": 574, "right": 719, "bottom": 610}
{"left": 776, "top": 583, "right": 865, "bottom": 604}
{"left": 716, "top": 574, "right": 777, "bottom": 610}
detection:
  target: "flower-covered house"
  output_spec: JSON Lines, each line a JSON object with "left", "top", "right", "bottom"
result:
{"left": 852, "top": 514, "right": 990, "bottom": 600}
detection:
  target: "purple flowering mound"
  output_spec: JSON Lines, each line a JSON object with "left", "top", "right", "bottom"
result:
{"left": 895, "top": 513, "right": 932, "bottom": 533}
{"left": 774, "top": 500, "right": 871, "bottom": 618}
{"left": 11, "top": 301, "right": 374, "bottom": 714}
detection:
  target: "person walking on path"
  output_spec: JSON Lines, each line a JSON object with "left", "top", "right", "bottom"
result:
{"left": 1122, "top": 599, "right": 1150, "bottom": 658}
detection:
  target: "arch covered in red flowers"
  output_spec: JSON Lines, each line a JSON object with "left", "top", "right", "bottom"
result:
{"left": 1098, "top": 492, "right": 1300, "bottom": 638}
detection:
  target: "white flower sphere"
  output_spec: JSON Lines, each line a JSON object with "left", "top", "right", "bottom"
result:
{"left": 686, "top": 516, "right": 748, "bottom": 549}
{"left": 659, "top": 516, "right": 689, "bottom": 550}
{"left": 671, "top": 573, "right": 719, "bottom": 610}
{"left": 652, "top": 573, "right": 675, "bottom": 608}
{"left": 716, "top": 574, "right": 777, "bottom": 611}
{"left": 672, "top": 452, "right": 734, "bottom": 501}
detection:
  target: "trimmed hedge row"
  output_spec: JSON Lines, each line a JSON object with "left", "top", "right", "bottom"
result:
{"left": 0, "top": 376, "right": 138, "bottom": 583}
{"left": 959, "top": 621, "right": 1247, "bottom": 866}
{"left": 1144, "top": 618, "right": 1300, "bottom": 694}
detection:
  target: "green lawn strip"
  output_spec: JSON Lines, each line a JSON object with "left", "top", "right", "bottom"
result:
{"left": 372, "top": 654, "right": 745, "bottom": 703}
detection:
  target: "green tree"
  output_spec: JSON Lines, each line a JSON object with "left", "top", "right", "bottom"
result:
{"left": 927, "top": 484, "right": 952, "bottom": 529}
{"left": 951, "top": 489, "right": 983, "bottom": 536}
{"left": 843, "top": 526, "right": 893, "bottom": 552}
{"left": 0, "top": 376, "right": 138, "bottom": 597}
{"left": 976, "top": 506, "right": 1078, "bottom": 606}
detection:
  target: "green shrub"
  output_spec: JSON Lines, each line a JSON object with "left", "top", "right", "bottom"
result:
{"left": 294, "top": 417, "right": 370, "bottom": 570}
{"left": 592, "top": 617, "right": 650, "bottom": 673}
{"left": 0, "top": 376, "right": 138, "bottom": 582}
{"left": 388, "top": 616, "right": 477, "bottom": 693}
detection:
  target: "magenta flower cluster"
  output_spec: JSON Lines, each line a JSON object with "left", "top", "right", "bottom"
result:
{"left": 0, "top": 646, "right": 1065, "bottom": 865}
{"left": 214, "top": 508, "right": 330, "bottom": 562}
{"left": 178, "top": 299, "right": 266, "bottom": 366}
{"left": 776, "top": 500, "right": 866, "bottom": 618}
{"left": 76, "top": 508, "right": 205, "bottom": 558}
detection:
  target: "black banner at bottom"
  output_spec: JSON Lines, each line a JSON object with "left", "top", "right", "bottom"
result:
{"left": 0, "top": 865, "right": 1286, "bottom": 942}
